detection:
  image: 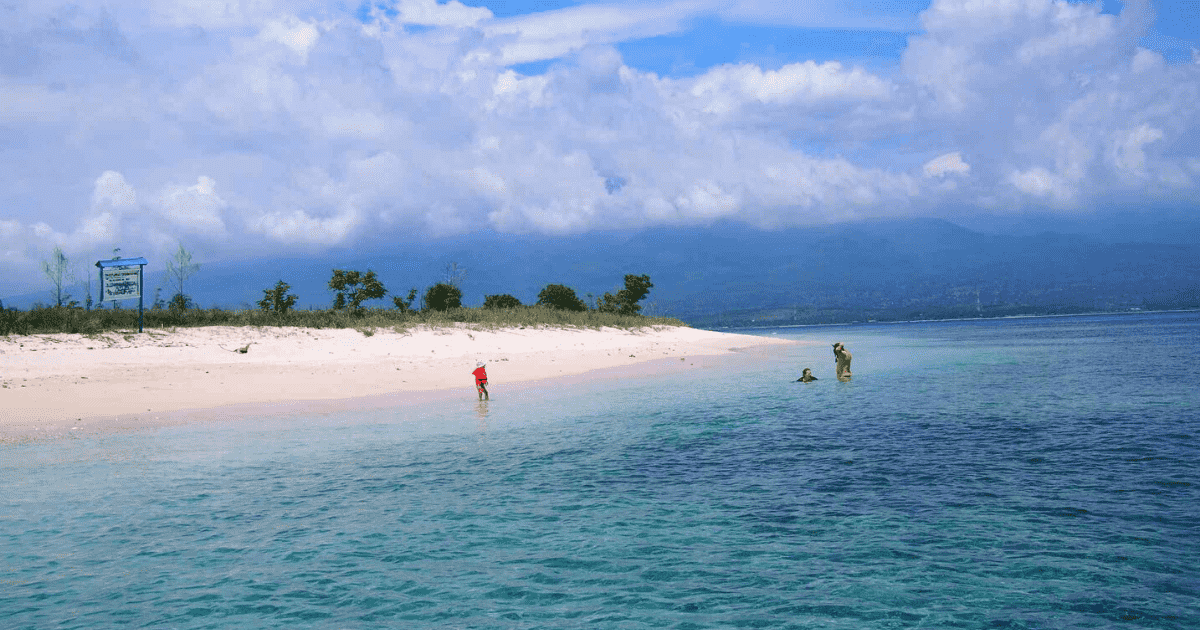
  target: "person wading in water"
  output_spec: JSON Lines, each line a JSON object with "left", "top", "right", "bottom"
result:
{"left": 472, "top": 361, "right": 489, "bottom": 401}
{"left": 833, "top": 343, "right": 853, "bottom": 381}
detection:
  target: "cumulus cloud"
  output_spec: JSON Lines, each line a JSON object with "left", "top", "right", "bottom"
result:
{"left": 1009, "top": 167, "right": 1074, "bottom": 204}
{"left": 689, "top": 61, "right": 891, "bottom": 114}
{"left": 92, "top": 171, "right": 138, "bottom": 209}
{"left": 155, "top": 176, "right": 228, "bottom": 234}
{"left": 258, "top": 16, "right": 322, "bottom": 61}
{"left": 923, "top": 152, "right": 970, "bottom": 178}
{"left": 0, "top": 0, "right": 1198, "bottom": 288}
{"left": 248, "top": 206, "right": 361, "bottom": 245}
{"left": 1111, "top": 123, "right": 1164, "bottom": 177}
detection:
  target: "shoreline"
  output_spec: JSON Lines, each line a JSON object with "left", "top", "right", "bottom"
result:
{"left": 1, "top": 324, "right": 796, "bottom": 442}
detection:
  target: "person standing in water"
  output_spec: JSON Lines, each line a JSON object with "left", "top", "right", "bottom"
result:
{"left": 472, "top": 361, "right": 489, "bottom": 401}
{"left": 796, "top": 368, "right": 818, "bottom": 382}
{"left": 833, "top": 342, "right": 853, "bottom": 380}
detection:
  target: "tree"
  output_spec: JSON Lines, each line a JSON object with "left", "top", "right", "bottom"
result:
{"left": 258, "top": 280, "right": 298, "bottom": 315}
{"left": 537, "top": 284, "right": 587, "bottom": 311}
{"left": 393, "top": 288, "right": 419, "bottom": 313}
{"left": 597, "top": 274, "right": 653, "bottom": 316}
{"left": 329, "top": 269, "right": 387, "bottom": 312}
{"left": 166, "top": 244, "right": 200, "bottom": 310}
{"left": 423, "top": 283, "right": 463, "bottom": 311}
{"left": 483, "top": 294, "right": 522, "bottom": 309}
{"left": 41, "top": 246, "right": 74, "bottom": 307}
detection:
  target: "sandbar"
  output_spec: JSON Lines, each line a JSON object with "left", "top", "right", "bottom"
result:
{"left": 1, "top": 324, "right": 793, "bottom": 440}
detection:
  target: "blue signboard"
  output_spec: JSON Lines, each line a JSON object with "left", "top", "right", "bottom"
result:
{"left": 96, "top": 257, "right": 149, "bottom": 332}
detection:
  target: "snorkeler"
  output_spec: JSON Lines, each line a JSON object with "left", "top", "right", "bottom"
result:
{"left": 796, "top": 368, "right": 818, "bottom": 382}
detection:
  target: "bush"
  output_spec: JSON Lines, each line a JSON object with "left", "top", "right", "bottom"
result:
{"left": 537, "top": 284, "right": 587, "bottom": 311}
{"left": 597, "top": 274, "right": 654, "bottom": 316}
{"left": 483, "top": 294, "right": 522, "bottom": 309}
{"left": 169, "top": 293, "right": 195, "bottom": 311}
{"left": 423, "top": 283, "right": 463, "bottom": 311}
{"left": 392, "top": 288, "right": 418, "bottom": 313}
{"left": 258, "top": 280, "right": 298, "bottom": 315}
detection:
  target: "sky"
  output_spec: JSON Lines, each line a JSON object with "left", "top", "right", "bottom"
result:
{"left": 1, "top": 0, "right": 1198, "bottom": 297}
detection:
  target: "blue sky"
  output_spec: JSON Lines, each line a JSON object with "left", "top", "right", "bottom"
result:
{"left": 1, "top": 0, "right": 1198, "bottom": 297}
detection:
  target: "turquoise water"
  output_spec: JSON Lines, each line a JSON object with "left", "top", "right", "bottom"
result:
{"left": 3, "top": 312, "right": 1198, "bottom": 629}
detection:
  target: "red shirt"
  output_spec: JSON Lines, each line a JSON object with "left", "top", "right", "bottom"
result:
{"left": 472, "top": 366, "right": 488, "bottom": 385}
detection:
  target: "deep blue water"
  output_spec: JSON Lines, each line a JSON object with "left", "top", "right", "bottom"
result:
{"left": 3, "top": 312, "right": 1198, "bottom": 629}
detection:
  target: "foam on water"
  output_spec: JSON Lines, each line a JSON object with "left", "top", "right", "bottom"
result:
{"left": 3, "top": 312, "right": 1198, "bottom": 628}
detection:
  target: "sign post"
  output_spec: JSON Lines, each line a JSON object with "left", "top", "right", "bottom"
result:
{"left": 96, "top": 257, "right": 148, "bottom": 333}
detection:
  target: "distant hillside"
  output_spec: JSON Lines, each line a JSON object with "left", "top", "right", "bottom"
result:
{"left": 6, "top": 218, "right": 1198, "bottom": 325}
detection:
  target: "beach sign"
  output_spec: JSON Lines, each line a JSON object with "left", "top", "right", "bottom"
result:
{"left": 96, "top": 256, "right": 149, "bottom": 332}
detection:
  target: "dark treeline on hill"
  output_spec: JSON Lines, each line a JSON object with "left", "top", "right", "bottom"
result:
{"left": 667, "top": 219, "right": 1200, "bottom": 327}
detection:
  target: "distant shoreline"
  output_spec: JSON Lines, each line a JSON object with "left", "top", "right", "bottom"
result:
{"left": 701, "top": 307, "right": 1200, "bottom": 331}
{"left": 0, "top": 324, "right": 796, "bottom": 442}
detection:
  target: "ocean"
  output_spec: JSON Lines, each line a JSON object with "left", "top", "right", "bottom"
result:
{"left": 3, "top": 311, "right": 1197, "bottom": 629}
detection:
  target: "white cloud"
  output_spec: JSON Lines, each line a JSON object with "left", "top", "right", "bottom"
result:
{"left": 1110, "top": 123, "right": 1164, "bottom": 177}
{"left": 923, "top": 152, "right": 970, "bottom": 178}
{"left": 483, "top": 2, "right": 692, "bottom": 65}
{"left": 1009, "top": 167, "right": 1074, "bottom": 204}
{"left": 144, "top": 0, "right": 311, "bottom": 29}
{"left": 258, "top": 17, "right": 321, "bottom": 62}
{"left": 392, "top": 0, "right": 492, "bottom": 27}
{"left": 155, "top": 176, "right": 228, "bottom": 234}
{"left": 248, "top": 206, "right": 361, "bottom": 245}
{"left": 689, "top": 61, "right": 891, "bottom": 114}
{"left": 92, "top": 171, "right": 137, "bottom": 209}
{"left": 0, "top": 0, "right": 1198, "bottom": 283}
{"left": 1015, "top": 0, "right": 1117, "bottom": 63}
{"left": 77, "top": 211, "right": 119, "bottom": 244}
{"left": 1131, "top": 47, "right": 1164, "bottom": 73}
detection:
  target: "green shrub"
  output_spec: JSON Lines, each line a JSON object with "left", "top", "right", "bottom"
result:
{"left": 536, "top": 284, "right": 587, "bottom": 312}
{"left": 597, "top": 274, "right": 654, "bottom": 316}
{"left": 392, "top": 288, "right": 418, "bottom": 313}
{"left": 169, "top": 293, "right": 195, "bottom": 311}
{"left": 258, "top": 280, "right": 298, "bottom": 315}
{"left": 423, "top": 283, "right": 463, "bottom": 311}
{"left": 483, "top": 294, "right": 522, "bottom": 309}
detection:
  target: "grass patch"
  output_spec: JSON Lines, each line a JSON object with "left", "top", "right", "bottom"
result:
{"left": 1, "top": 304, "right": 687, "bottom": 336}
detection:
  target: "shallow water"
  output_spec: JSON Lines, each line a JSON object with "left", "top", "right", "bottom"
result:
{"left": 3, "top": 312, "right": 1198, "bottom": 628}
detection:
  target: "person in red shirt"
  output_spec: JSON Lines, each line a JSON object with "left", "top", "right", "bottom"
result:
{"left": 472, "top": 361, "right": 489, "bottom": 401}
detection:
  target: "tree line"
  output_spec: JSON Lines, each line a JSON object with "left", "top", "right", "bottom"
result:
{"left": 259, "top": 269, "right": 653, "bottom": 317}
{"left": 20, "top": 245, "right": 653, "bottom": 316}
{"left": 2, "top": 244, "right": 663, "bottom": 335}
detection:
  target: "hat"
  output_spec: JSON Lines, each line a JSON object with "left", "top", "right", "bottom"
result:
{"left": 476, "top": 361, "right": 485, "bottom": 367}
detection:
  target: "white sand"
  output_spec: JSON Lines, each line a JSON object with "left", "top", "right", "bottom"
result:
{"left": 1, "top": 324, "right": 793, "bottom": 440}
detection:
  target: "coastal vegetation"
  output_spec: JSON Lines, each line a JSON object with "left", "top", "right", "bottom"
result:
{"left": 0, "top": 270, "right": 678, "bottom": 336}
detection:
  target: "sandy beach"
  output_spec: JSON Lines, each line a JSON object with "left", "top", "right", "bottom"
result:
{"left": 1, "top": 324, "right": 793, "bottom": 440}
